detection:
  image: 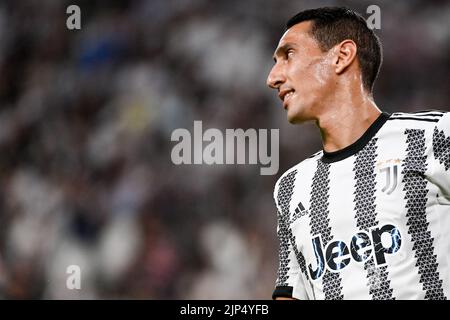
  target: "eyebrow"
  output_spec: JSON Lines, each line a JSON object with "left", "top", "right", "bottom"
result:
{"left": 273, "top": 43, "right": 295, "bottom": 62}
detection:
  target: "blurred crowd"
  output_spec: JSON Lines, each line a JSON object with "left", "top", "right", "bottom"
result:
{"left": 0, "top": 0, "right": 448, "bottom": 299}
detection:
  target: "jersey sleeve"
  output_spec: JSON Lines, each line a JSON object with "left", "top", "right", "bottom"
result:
{"left": 272, "top": 175, "right": 309, "bottom": 300}
{"left": 429, "top": 111, "right": 450, "bottom": 201}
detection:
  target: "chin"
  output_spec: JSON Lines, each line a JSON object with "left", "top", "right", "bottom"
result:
{"left": 287, "top": 110, "right": 305, "bottom": 124}
{"left": 287, "top": 104, "right": 314, "bottom": 124}
{"left": 287, "top": 116, "right": 299, "bottom": 124}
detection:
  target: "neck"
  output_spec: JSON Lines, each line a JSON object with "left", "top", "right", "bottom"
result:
{"left": 317, "top": 89, "right": 381, "bottom": 153}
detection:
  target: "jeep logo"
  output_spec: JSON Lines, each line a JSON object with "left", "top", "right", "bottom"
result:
{"left": 308, "top": 224, "right": 402, "bottom": 280}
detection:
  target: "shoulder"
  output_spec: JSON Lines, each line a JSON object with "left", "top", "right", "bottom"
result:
{"left": 431, "top": 111, "right": 450, "bottom": 165}
{"left": 382, "top": 110, "right": 448, "bottom": 137}
{"left": 388, "top": 110, "right": 448, "bottom": 126}
{"left": 276, "top": 150, "right": 322, "bottom": 186}
{"left": 432, "top": 110, "right": 450, "bottom": 135}
{"left": 389, "top": 109, "right": 449, "bottom": 130}
{"left": 273, "top": 150, "right": 322, "bottom": 201}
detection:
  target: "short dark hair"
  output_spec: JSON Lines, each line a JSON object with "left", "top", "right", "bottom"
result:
{"left": 286, "top": 7, "right": 382, "bottom": 93}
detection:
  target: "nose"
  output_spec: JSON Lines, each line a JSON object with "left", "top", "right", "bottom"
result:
{"left": 266, "top": 63, "right": 285, "bottom": 90}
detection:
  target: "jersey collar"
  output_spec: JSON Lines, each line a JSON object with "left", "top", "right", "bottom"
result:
{"left": 321, "top": 112, "right": 391, "bottom": 163}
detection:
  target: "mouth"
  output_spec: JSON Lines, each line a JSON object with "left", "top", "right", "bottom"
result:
{"left": 279, "top": 89, "right": 295, "bottom": 109}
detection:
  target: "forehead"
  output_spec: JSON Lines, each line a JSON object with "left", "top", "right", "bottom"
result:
{"left": 275, "top": 21, "right": 315, "bottom": 50}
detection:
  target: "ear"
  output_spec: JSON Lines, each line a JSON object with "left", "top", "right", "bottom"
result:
{"left": 334, "top": 40, "right": 357, "bottom": 74}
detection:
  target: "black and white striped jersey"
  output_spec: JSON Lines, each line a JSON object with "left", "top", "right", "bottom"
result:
{"left": 273, "top": 110, "right": 450, "bottom": 300}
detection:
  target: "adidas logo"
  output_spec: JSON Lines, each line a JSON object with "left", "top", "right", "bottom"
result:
{"left": 290, "top": 201, "right": 309, "bottom": 223}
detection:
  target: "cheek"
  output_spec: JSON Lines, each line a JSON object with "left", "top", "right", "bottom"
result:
{"left": 310, "top": 59, "right": 333, "bottom": 86}
{"left": 290, "top": 59, "right": 332, "bottom": 93}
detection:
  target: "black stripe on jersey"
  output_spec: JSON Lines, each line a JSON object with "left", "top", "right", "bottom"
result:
{"left": 353, "top": 138, "right": 395, "bottom": 300}
{"left": 402, "top": 129, "right": 446, "bottom": 300}
{"left": 388, "top": 117, "right": 439, "bottom": 123}
{"left": 410, "top": 113, "right": 444, "bottom": 117}
{"left": 410, "top": 110, "right": 447, "bottom": 115}
{"left": 393, "top": 112, "right": 444, "bottom": 118}
{"left": 433, "top": 127, "right": 450, "bottom": 171}
{"left": 275, "top": 170, "right": 309, "bottom": 295}
{"left": 275, "top": 170, "right": 298, "bottom": 287}
{"left": 309, "top": 161, "right": 344, "bottom": 299}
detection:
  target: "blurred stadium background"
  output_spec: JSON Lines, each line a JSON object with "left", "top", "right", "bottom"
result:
{"left": 0, "top": 0, "right": 448, "bottom": 299}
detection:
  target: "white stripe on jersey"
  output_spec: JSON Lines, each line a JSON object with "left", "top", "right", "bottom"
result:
{"left": 273, "top": 110, "right": 450, "bottom": 300}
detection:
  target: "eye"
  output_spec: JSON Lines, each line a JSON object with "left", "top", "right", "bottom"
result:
{"left": 286, "top": 49, "right": 295, "bottom": 59}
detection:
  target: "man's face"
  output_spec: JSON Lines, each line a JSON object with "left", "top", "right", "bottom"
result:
{"left": 267, "top": 21, "right": 335, "bottom": 123}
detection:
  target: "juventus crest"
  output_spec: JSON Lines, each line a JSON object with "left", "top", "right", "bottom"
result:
{"left": 377, "top": 159, "right": 402, "bottom": 195}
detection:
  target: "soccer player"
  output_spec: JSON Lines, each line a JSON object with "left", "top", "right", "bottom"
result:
{"left": 266, "top": 7, "right": 449, "bottom": 300}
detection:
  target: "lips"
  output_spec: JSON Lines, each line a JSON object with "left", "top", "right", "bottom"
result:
{"left": 279, "top": 89, "right": 295, "bottom": 109}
